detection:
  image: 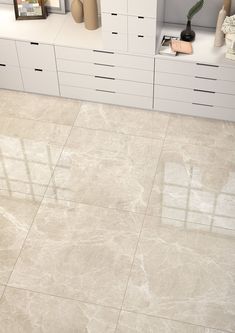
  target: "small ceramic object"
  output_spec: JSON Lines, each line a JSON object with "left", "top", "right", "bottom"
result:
{"left": 71, "top": 0, "right": 84, "bottom": 23}
{"left": 214, "top": 6, "right": 226, "bottom": 47}
{"left": 83, "top": 0, "right": 98, "bottom": 30}
{"left": 181, "top": 20, "right": 195, "bottom": 42}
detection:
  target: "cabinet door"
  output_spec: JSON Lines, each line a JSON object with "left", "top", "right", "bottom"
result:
{"left": 100, "top": 0, "right": 127, "bottom": 14}
{"left": 102, "top": 13, "right": 127, "bottom": 33}
{"left": 0, "top": 65, "right": 23, "bottom": 91}
{"left": 102, "top": 31, "right": 128, "bottom": 52}
{"left": 128, "top": 0, "right": 157, "bottom": 18}
{"left": 0, "top": 39, "right": 19, "bottom": 66}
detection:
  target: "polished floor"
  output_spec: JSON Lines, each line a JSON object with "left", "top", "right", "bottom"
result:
{"left": 0, "top": 89, "right": 234, "bottom": 333}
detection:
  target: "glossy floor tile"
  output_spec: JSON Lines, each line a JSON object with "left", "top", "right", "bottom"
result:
{"left": 123, "top": 215, "right": 235, "bottom": 332}
{"left": 9, "top": 198, "right": 144, "bottom": 307}
{"left": 45, "top": 127, "right": 163, "bottom": 212}
{"left": 0, "top": 116, "right": 71, "bottom": 196}
{"left": 75, "top": 102, "right": 169, "bottom": 139}
{"left": 0, "top": 287, "right": 119, "bottom": 333}
{"left": 0, "top": 191, "right": 41, "bottom": 284}
{"left": 0, "top": 90, "right": 81, "bottom": 125}
{"left": 116, "top": 311, "right": 226, "bottom": 333}
{"left": 147, "top": 142, "right": 235, "bottom": 231}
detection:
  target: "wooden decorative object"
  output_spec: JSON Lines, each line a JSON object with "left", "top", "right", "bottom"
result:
{"left": 71, "top": 0, "right": 84, "bottom": 23}
{"left": 83, "top": 0, "right": 98, "bottom": 30}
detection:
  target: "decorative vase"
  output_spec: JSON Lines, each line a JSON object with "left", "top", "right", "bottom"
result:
{"left": 214, "top": 6, "right": 227, "bottom": 47}
{"left": 223, "top": 0, "right": 231, "bottom": 16}
{"left": 83, "top": 0, "right": 98, "bottom": 30}
{"left": 71, "top": 0, "right": 84, "bottom": 23}
{"left": 180, "top": 20, "right": 196, "bottom": 42}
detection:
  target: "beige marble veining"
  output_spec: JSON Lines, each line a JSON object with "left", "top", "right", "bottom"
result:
{"left": 0, "top": 287, "right": 119, "bottom": 333}
{"left": 116, "top": 311, "right": 227, "bottom": 333}
{"left": 123, "top": 215, "right": 235, "bottom": 332}
{"left": 0, "top": 191, "right": 41, "bottom": 284}
{"left": 9, "top": 198, "right": 144, "bottom": 307}
{"left": 45, "top": 127, "right": 163, "bottom": 212}
{"left": 75, "top": 102, "right": 170, "bottom": 139}
{"left": 166, "top": 115, "right": 235, "bottom": 150}
{"left": 0, "top": 285, "right": 4, "bottom": 299}
{"left": 0, "top": 90, "right": 81, "bottom": 126}
{"left": 147, "top": 142, "right": 235, "bottom": 231}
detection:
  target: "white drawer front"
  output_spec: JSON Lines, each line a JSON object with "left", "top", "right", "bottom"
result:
{"left": 154, "top": 98, "right": 235, "bottom": 122}
{"left": 0, "top": 39, "right": 19, "bottom": 66}
{"left": 155, "top": 85, "right": 235, "bottom": 110}
{"left": 103, "top": 31, "right": 127, "bottom": 52}
{"left": 61, "top": 85, "right": 152, "bottom": 109}
{"left": 156, "top": 72, "right": 235, "bottom": 95}
{"left": 57, "top": 59, "right": 153, "bottom": 83}
{"left": 100, "top": 0, "right": 127, "bottom": 14}
{"left": 102, "top": 13, "right": 127, "bottom": 33}
{"left": 21, "top": 68, "right": 59, "bottom": 96}
{"left": 59, "top": 72, "right": 153, "bottom": 97}
{"left": 128, "top": 34, "right": 155, "bottom": 55}
{"left": 128, "top": 0, "right": 157, "bottom": 18}
{"left": 128, "top": 16, "right": 156, "bottom": 36}
{"left": 156, "top": 58, "right": 235, "bottom": 82}
{"left": 16, "top": 41, "right": 56, "bottom": 71}
{"left": 55, "top": 46, "right": 154, "bottom": 71}
{"left": 0, "top": 65, "right": 23, "bottom": 91}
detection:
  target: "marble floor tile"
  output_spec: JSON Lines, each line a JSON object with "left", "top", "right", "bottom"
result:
{"left": 0, "top": 116, "right": 70, "bottom": 196}
{"left": 116, "top": 311, "right": 226, "bottom": 333}
{"left": 147, "top": 142, "right": 235, "bottom": 231}
{"left": 9, "top": 198, "right": 144, "bottom": 307}
{"left": 45, "top": 127, "right": 162, "bottom": 212}
{"left": 123, "top": 215, "right": 235, "bottom": 332}
{"left": 0, "top": 285, "right": 4, "bottom": 298}
{"left": 0, "top": 90, "right": 81, "bottom": 125}
{"left": 75, "top": 102, "right": 169, "bottom": 139}
{"left": 166, "top": 115, "right": 235, "bottom": 150}
{"left": 0, "top": 287, "right": 119, "bottom": 333}
{"left": 0, "top": 191, "right": 41, "bottom": 284}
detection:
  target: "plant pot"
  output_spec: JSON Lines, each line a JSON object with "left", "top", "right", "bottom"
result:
{"left": 181, "top": 20, "right": 196, "bottom": 42}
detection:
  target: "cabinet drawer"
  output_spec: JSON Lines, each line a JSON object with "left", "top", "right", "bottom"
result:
{"left": 0, "top": 65, "right": 23, "bottom": 91}
{"left": 156, "top": 72, "right": 235, "bottom": 95}
{"left": 155, "top": 58, "right": 235, "bottom": 82}
{"left": 155, "top": 85, "right": 235, "bottom": 110}
{"left": 59, "top": 72, "right": 153, "bottom": 97}
{"left": 102, "top": 13, "right": 127, "bottom": 33}
{"left": 57, "top": 59, "right": 153, "bottom": 83}
{"left": 61, "top": 85, "right": 152, "bottom": 109}
{"left": 103, "top": 31, "right": 127, "bottom": 52}
{"left": 16, "top": 41, "right": 56, "bottom": 71}
{"left": 21, "top": 68, "right": 59, "bottom": 96}
{"left": 128, "top": 16, "right": 156, "bottom": 35}
{"left": 154, "top": 98, "right": 235, "bottom": 122}
{"left": 55, "top": 46, "right": 154, "bottom": 71}
{"left": 128, "top": 0, "right": 157, "bottom": 18}
{"left": 128, "top": 34, "right": 155, "bottom": 55}
{"left": 100, "top": 0, "right": 127, "bottom": 14}
{"left": 0, "top": 39, "right": 19, "bottom": 66}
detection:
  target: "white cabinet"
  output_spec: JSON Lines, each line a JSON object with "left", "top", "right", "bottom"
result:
{"left": 100, "top": 0, "right": 127, "bottom": 14}
{"left": 128, "top": 0, "right": 158, "bottom": 18}
{"left": 101, "top": 13, "right": 127, "bottom": 33}
{"left": 0, "top": 39, "right": 19, "bottom": 66}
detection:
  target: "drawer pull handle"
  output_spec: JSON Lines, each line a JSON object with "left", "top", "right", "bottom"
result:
{"left": 93, "top": 50, "right": 114, "bottom": 55}
{"left": 194, "top": 89, "right": 215, "bottom": 94}
{"left": 111, "top": 13, "right": 117, "bottom": 16}
{"left": 95, "top": 75, "right": 115, "bottom": 80}
{"left": 193, "top": 102, "right": 214, "bottom": 107}
{"left": 196, "top": 63, "right": 219, "bottom": 68}
{"left": 0, "top": 63, "right": 6, "bottom": 67}
{"left": 94, "top": 62, "right": 115, "bottom": 68}
{"left": 138, "top": 35, "right": 144, "bottom": 38}
{"left": 138, "top": 16, "right": 144, "bottom": 19}
{"left": 112, "top": 32, "right": 118, "bottom": 35}
{"left": 195, "top": 76, "right": 217, "bottom": 81}
{"left": 34, "top": 68, "right": 43, "bottom": 72}
{"left": 96, "top": 89, "right": 115, "bottom": 94}
{"left": 30, "top": 42, "right": 39, "bottom": 45}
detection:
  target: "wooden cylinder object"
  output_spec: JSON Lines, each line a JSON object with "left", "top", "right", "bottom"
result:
{"left": 83, "top": 0, "right": 98, "bottom": 30}
{"left": 214, "top": 6, "right": 226, "bottom": 47}
{"left": 223, "top": 0, "right": 231, "bottom": 16}
{"left": 71, "top": 0, "right": 84, "bottom": 23}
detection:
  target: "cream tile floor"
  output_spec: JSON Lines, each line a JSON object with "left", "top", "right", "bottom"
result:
{"left": 0, "top": 90, "right": 235, "bottom": 333}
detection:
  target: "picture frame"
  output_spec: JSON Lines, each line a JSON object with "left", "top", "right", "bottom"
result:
{"left": 45, "top": 0, "right": 66, "bottom": 14}
{"left": 13, "top": 0, "right": 47, "bottom": 20}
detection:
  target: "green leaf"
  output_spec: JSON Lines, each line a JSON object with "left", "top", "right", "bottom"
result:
{"left": 187, "top": 0, "right": 204, "bottom": 20}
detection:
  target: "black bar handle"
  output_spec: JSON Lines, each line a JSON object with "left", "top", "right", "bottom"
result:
{"left": 194, "top": 89, "right": 215, "bottom": 94}
{"left": 34, "top": 68, "right": 43, "bottom": 72}
{"left": 30, "top": 42, "right": 39, "bottom": 45}
{"left": 0, "top": 64, "right": 6, "bottom": 67}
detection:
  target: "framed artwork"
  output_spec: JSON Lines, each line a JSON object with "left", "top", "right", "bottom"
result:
{"left": 45, "top": 0, "right": 66, "bottom": 14}
{"left": 13, "top": 0, "right": 47, "bottom": 19}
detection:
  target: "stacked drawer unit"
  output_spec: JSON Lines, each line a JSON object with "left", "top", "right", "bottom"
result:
{"left": 101, "top": 0, "right": 163, "bottom": 55}
{"left": 0, "top": 38, "right": 23, "bottom": 91}
{"left": 154, "top": 58, "right": 235, "bottom": 121}
{"left": 55, "top": 46, "right": 154, "bottom": 109}
{"left": 16, "top": 41, "right": 59, "bottom": 96}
